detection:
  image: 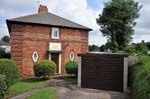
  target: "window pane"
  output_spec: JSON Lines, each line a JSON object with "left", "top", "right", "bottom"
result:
{"left": 54, "top": 31, "right": 58, "bottom": 37}
{"left": 52, "top": 28, "right": 59, "bottom": 39}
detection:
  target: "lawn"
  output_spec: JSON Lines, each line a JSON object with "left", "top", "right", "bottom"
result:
{"left": 63, "top": 76, "right": 77, "bottom": 84}
{"left": 27, "top": 87, "right": 57, "bottom": 99}
{"left": 6, "top": 78, "right": 51, "bottom": 98}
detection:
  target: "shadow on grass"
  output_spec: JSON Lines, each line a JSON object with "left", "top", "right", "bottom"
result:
{"left": 21, "top": 78, "right": 49, "bottom": 83}
{"left": 63, "top": 76, "right": 77, "bottom": 84}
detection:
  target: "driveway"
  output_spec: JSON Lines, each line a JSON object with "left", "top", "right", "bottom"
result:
{"left": 51, "top": 79, "right": 131, "bottom": 99}
{"left": 9, "top": 77, "right": 131, "bottom": 99}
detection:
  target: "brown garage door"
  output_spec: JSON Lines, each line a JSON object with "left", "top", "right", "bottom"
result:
{"left": 79, "top": 53, "right": 127, "bottom": 92}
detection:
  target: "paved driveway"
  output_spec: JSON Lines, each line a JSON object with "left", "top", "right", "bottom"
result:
{"left": 9, "top": 77, "right": 131, "bottom": 99}
{"left": 54, "top": 79, "right": 131, "bottom": 99}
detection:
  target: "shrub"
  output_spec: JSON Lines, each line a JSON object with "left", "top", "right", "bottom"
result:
{"left": 0, "top": 74, "right": 7, "bottom": 99}
{"left": 0, "top": 59, "right": 20, "bottom": 89}
{"left": 34, "top": 60, "right": 56, "bottom": 79}
{"left": 65, "top": 61, "right": 78, "bottom": 76}
{"left": 129, "top": 56, "right": 150, "bottom": 99}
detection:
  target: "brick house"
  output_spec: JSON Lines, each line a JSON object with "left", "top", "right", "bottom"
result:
{"left": 6, "top": 5, "right": 92, "bottom": 78}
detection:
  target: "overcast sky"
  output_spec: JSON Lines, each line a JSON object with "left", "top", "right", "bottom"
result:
{"left": 0, "top": 0, "right": 149, "bottom": 46}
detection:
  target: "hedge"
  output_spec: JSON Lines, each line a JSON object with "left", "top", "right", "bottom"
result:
{"left": 0, "top": 59, "right": 20, "bottom": 88}
{"left": 0, "top": 74, "right": 7, "bottom": 99}
{"left": 129, "top": 55, "right": 150, "bottom": 99}
{"left": 0, "top": 59, "right": 20, "bottom": 99}
{"left": 34, "top": 60, "right": 56, "bottom": 79}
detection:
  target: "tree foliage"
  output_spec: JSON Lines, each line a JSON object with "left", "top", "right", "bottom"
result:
{"left": 97, "top": 0, "right": 142, "bottom": 51}
{"left": 89, "top": 45, "right": 100, "bottom": 51}
{"left": 1, "top": 35, "right": 10, "bottom": 43}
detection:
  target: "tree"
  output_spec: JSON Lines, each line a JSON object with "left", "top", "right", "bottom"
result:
{"left": 135, "top": 41, "right": 148, "bottom": 55}
{"left": 89, "top": 45, "right": 100, "bottom": 51}
{"left": 1, "top": 35, "right": 10, "bottom": 43}
{"left": 97, "top": 0, "right": 142, "bottom": 51}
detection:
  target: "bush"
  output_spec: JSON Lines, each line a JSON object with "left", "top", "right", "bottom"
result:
{"left": 0, "top": 59, "right": 20, "bottom": 89}
{"left": 0, "top": 74, "right": 7, "bottom": 99}
{"left": 34, "top": 60, "right": 56, "bottom": 79}
{"left": 65, "top": 61, "right": 78, "bottom": 76}
{"left": 129, "top": 56, "right": 150, "bottom": 99}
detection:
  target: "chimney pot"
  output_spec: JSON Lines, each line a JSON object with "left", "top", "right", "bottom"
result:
{"left": 38, "top": 5, "right": 48, "bottom": 13}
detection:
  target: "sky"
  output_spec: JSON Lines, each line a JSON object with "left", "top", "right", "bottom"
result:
{"left": 0, "top": 0, "right": 149, "bottom": 46}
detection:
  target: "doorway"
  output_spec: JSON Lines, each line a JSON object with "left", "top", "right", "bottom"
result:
{"left": 51, "top": 53, "right": 59, "bottom": 73}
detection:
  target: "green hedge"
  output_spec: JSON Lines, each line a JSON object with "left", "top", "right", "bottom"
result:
{"left": 65, "top": 61, "right": 78, "bottom": 76}
{"left": 0, "top": 59, "right": 20, "bottom": 88}
{"left": 0, "top": 59, "right": 20, "bottom": 99}
{"left": 34, "top": 60, "right": 56, "bottom": 79}
{"left": 0, "top": 74, "right": 7, "bottom": 99}
{"left": 129, "top": 56, "right": 150, "bottom": 99}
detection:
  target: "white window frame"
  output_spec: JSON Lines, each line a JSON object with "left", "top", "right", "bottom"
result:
{"left": 32, "top": 51, "right": 39, "bottom": 62}
{"left": 52, "top": 27, "right": 59, "bottom": 39}
{"left": 70, "top": 51, "right": 75, "bottom": 61}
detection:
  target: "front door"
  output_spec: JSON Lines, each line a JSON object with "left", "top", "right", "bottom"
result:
{"left": 51, "top": 53, "right": 59, "bottom": 73}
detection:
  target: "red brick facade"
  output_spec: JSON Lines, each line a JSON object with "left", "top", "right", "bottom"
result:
{"left": 10, "top": 23, "right": 89, "bottom": 78}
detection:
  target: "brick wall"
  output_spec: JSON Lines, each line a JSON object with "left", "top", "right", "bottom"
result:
{"left": 11, "top": 24, "right": 24, "bottom": 76}
{"left": 10, "top": 23, "right": 89, "bottom": 78}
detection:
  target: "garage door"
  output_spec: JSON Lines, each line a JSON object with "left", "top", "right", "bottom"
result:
{"left": 78, "top": 53, "right": 128, "bottom": 92}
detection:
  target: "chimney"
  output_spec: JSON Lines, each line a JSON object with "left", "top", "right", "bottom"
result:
{"left": 38, "top": 5, "right": 48, "bottom": 13}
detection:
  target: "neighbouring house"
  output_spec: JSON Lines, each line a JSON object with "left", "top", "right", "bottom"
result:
{"left": 0, "top": 40, "right": 10, "bottom": 52}
{"left": 6, "top": 5, "right": 92, "bottom": 78}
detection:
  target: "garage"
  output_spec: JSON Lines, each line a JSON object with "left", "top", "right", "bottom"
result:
{"left": 78, "top": 53, "right": 128, "bottom": 92}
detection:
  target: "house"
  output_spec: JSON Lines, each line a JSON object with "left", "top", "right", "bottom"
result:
{"left": 0, "top": 40, "right": 10, "bottom": 53}
{"left": 6, "top": 5, "right": 92, "bottom": 78}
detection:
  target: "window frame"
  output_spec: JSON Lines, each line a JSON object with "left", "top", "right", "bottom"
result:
{"left": 70, "top": 51, "right": 75, "bottom": 61}
{"left": 52, "top": 27, "right": 59, "bottom": 39}
{"left": 32, "top": 51, "right": 39, "bottom": 62}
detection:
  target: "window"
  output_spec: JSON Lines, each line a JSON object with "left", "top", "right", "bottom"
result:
{"left": 70, "top": 51, "right": 74, "bottom": 61}
{"left": 52, "top": 27, "right": 59, "bottom": 39}
{"left": 32, "top": 51, "right": 39, "bottom": 62}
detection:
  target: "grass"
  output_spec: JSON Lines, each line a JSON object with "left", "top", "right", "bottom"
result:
{"left": 27, "top": 87, "right": 57, "bottom": 99}
{"left": 6, "top": 78, "right": 51, "bottom": 98}
{"left": 63, "top": 76, "right": 77, "bottom": 84}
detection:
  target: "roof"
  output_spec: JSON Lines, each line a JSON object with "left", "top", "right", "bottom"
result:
{"left": 0, "top": 41, "right": 10, "bottom": 46}
{"left": 6, "top": 12, "right": 92, "bottom": 31}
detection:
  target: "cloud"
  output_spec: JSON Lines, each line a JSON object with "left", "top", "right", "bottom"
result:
{"left": 89, "top": 29, "right": 107, "bottom": 46}
{"left": 0, "top": 0, "right": 105, "bottom": 45}
{"left": 0, "top": 0, "right": 37, "bottom": 18}
{"left": 133, "top": 0, "right": 150, "bottom": 42}
{"left": 0, "top": 0, "right": 149, "bottom": 46}
{"left": 0, "top": 24, "right": 9, "bottom": 38}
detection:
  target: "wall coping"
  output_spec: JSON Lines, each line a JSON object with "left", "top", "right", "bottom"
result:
{"left": 78, "top": 52, "right": 129, "bottom": 57}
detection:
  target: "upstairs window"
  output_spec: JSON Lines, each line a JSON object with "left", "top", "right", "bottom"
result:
{"left": 52, "top": 27, "right": 59, "bottom": 39}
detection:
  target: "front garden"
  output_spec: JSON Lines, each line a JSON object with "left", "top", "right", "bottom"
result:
{"left": 0, "top": 58, "right": 78, "bottom": 99}
{"left": 6, "top": 78, "right": 51, "bottom": 98}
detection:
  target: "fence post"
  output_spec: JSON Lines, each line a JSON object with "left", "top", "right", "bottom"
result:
{"left": 78, "top": 56, "right": 81, "bottom": 87}
{"left": 123, "top": 57, "right": 128, "bottom": 92}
